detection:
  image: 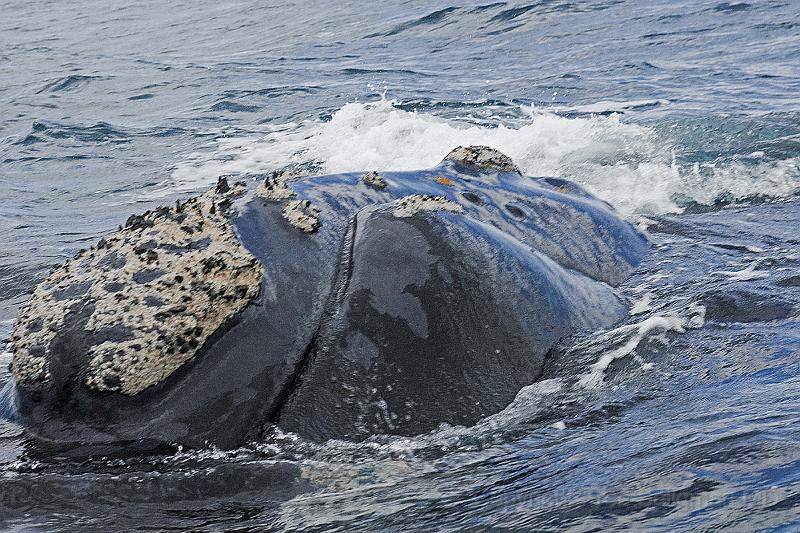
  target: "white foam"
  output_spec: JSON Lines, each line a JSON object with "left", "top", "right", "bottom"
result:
{"left": 744, "top": 245, "right": 766, "bottom": 254}
{"left": 630, "top": 292, "right": 654, "bottom": 315}
{"left": 169, "top": 98, "right": 800, "bottom": 215}
{"left": 577, "top": 316, "right": 685, "bottom": 389}
{"left": 577, "top": 303, "right": 706, "bottom": 389}
{"left": 715, "top": 259, "right": 770, "bottom": 281}
{"left": 469, "top": 378, "right": 565, "bottom": 434}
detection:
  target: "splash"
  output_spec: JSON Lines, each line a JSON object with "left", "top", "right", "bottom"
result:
{"left": 577, "top": 303, "right": 706, "bottom": 389}
{"left": 576, "top": 315, "right": 687, "bottom": 389}
{"left": 171, "top": 99, "right": 800, "bottom": 215}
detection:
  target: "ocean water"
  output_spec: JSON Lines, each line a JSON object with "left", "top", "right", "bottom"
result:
{"left": 1, "top": 0, "right": 799, "bottom": 530}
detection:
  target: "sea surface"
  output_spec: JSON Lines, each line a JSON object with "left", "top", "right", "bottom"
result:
{"left": 1, "top": 0, "right": 800, "bottom": 530}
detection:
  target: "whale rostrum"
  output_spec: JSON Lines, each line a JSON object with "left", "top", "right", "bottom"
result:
{"left": 4, "top": 146, "right": 649, "bottom": 449}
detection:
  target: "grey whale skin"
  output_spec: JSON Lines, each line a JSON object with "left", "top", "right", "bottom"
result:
{"left": 3, "top": 146, "right": 648, "bottom": 449}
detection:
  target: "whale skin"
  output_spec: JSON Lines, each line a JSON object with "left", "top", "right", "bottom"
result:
{"left": 2, "top": 146, "right": 648, "bottom": 450}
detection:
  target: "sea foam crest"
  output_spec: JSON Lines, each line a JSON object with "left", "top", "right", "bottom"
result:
{"left": 171, "top": 99, "right": 799, "bottom": 215}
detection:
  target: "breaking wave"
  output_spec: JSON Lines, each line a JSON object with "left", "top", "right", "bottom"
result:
{"left": 171, "top": 98, "right": 800, "bottom": 216}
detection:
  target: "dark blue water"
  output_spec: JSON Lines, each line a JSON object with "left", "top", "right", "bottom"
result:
{"left": 1, "top": 0, "right": 799, "bottom": 530}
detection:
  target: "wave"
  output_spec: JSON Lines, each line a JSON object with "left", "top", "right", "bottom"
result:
{"left": 556, "top": 99, "right": 670, "bottom": 115}
{"left": 14, "top": 120, "right": 131, "bottom": 145}
{"left": 35, "top": 74, "right": 108, "bottom": 94}
{"left": 369, "top": 6, "right": 461, "bottom": 38}
{"left": 170, "top": 98, "right": 800, "bottom": 215}
{"left": 209, "top": 100, "right": 262, "bottom": 113}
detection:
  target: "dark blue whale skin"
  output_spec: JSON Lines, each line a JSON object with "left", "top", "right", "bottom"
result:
{"left": 2, "top": 148, "right": 648, "bottom": 449}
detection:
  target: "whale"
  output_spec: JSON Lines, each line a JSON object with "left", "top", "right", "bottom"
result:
{"left": 2, "top": 146, "right": 648, "bottom": 450}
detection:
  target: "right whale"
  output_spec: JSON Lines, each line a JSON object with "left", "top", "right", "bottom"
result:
{"left": 5, "top": 146, "right": 648, "bottom": 449}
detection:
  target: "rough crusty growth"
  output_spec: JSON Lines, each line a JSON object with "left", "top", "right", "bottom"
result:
{"left": 9, "top": 178, "right": 262, "bottom": 395}
{"left": 362, "top": 171, "right": 387, "bottom": 189}
{"left": 256, "top": 170, "right": 321, "bottom": 233}
{"left": 283, "top": 199, "right": 321, "bottom": 233}
{"left": 443, "top": 145, "right": 521, "bottom": 174}
{"left": 257, "top": 177, "right": 295, "bottom": 201}
{"left": 393, "top": 195, "right": 464, "bottom": 218}
{"left": 256, "top": 169, "right": 308, "bottom": 201}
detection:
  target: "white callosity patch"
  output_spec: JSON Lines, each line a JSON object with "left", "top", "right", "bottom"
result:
{"left": 282, "top": 200, "right": 321, "bottom": 233}
{"left": 257, "top": 177, "right": 295, "bottom": 201}
{"left": 392, "top": 195, "right": 464, "bottom": 218}
{"left": 443, "top": 145, "right": 521, "bottom": 174}
{"left": 9, "top": 179, "right": 262, "bottom": 395}
{"left": 254, "top": 171, "right": 322, "bottom": 233}
{"left": 362, "top": 171, "right": 387, "bottom": 189}
{"left": 255, "top": 169, "right": 308, "bottom": 201}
